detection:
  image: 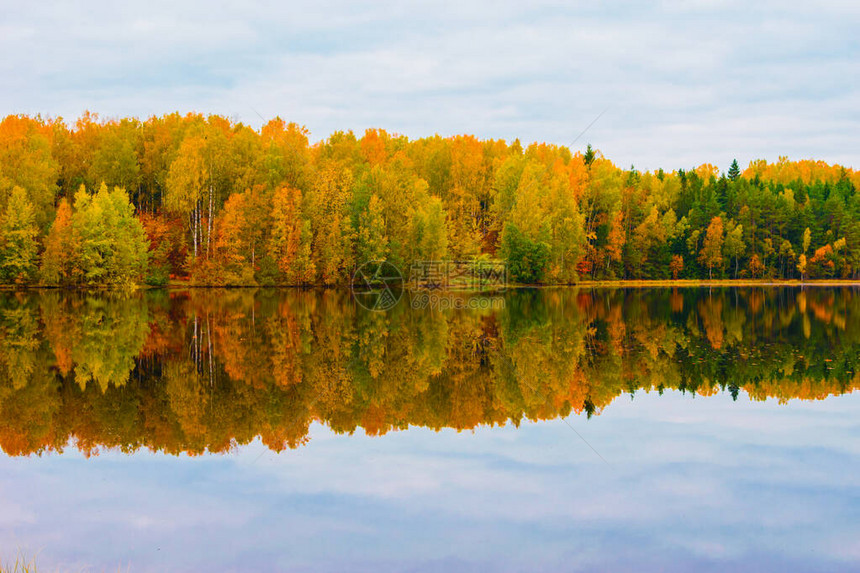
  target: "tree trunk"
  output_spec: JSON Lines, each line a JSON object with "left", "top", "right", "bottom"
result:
{"left": 207, "top": 184, "right": 213, "bottom": 257}
{"left": 192, "top": 210, "right": 198, "bottom": 258}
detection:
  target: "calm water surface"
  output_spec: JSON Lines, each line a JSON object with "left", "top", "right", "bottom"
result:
{"left": 1, "top": 288, "right": 859, "bottom": 572}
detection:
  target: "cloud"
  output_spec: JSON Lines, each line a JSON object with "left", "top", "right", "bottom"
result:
{"left": 0, "top": 1, "right": 857, "bottom": 171}
{"left": 2, "top": 391, "right": 860, "bottom": 571}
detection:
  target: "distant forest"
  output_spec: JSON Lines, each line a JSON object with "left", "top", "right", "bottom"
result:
{"left": 0, "top": 112, "right": 859, "bottom": 286}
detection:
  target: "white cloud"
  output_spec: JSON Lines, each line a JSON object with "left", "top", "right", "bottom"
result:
{"left": 0, "top": 0, "right": 857, "bottom": 171}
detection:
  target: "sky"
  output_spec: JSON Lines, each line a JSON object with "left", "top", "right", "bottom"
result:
{"left": 1, "top": 0, "right": 858, "bottom": 171}
{"left": 3, "top": 391, "right": 860, "bottom": 572}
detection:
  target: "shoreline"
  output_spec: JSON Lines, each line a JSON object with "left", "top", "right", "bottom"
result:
{"left": 2, "top": 279, "right": 860, "bottom": 291}
{"left": 565, "top": 279, "right": 860, "bottom": 288}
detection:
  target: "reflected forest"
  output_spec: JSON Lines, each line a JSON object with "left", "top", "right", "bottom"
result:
{"left": 1, "top": 288, "right": 858, "bottom": 457}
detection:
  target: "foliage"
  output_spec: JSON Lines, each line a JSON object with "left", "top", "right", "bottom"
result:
{"left": 699, "top": 216, "right": 724, "bottom": 279}
{"left": 0, "top": 187, "right": 39, "bottom": 284}
{"left": 501, "top": 223, "right": 550, "bottom": 283}
{"left": 40, "top": 184, "right": 149, "bottom": 287}
{"left": 4, "top": 113, "right": 860, "bottom": 285}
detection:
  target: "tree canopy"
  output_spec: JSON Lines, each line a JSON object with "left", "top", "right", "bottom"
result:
{"left": 0, "top": 113, "right": 859, "bottom": 286}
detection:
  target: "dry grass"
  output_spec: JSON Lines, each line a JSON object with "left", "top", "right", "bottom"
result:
{"left": 0, "top": 552, "right": 130, "bottom": 573}
{"left": 0, "top": 552, "right": 38, "bottom": 573}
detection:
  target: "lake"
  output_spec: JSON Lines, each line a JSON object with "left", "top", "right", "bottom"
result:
{"left": 1, "top": 287, "right": 859, "bottom": 572}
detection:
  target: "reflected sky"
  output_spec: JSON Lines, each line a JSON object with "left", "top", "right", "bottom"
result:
{"left": 3, "top": 389, "right": 859, "bottom": 572}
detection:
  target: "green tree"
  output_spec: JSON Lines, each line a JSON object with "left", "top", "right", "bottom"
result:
{"left": 583, "top": 144, "right": 596, "bottom": 168}
{"left": 778, "top": 239, "right": 796, "bottom": 278}
{"left": 723, "top": 221, "right": 745, "bottom": 278}
{"left": 728, "top": 159, "right": 740, "bottom": 182}
{"left": 501, "top": 222, "right": 550, "bottom": 283}
{"left": 409, "top": 192, "right": 448, "bottom": 262}
{"left": 0, "top": 187, "right": 39, "bottom": 284}
{"left": 73, "top": 183, "right": 149, "bottom": 286}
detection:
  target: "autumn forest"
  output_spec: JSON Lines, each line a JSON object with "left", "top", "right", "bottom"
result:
{"left": 1, "top": 113, "right": 860, "bottom": 287}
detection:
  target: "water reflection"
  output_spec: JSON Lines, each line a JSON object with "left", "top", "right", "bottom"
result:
{"left": 0, "top": 287, "right": 858, "bottom": 456}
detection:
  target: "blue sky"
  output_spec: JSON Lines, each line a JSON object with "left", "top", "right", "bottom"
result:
{"left": 1, "top": 1, "right": 858, "bottom": 171}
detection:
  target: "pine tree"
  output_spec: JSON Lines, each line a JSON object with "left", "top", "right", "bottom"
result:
{"left": 728, "top": 159, "right": 740, "bottom": 181}
{"left": 583, "top": 144, "right": 596, "bottom": 168}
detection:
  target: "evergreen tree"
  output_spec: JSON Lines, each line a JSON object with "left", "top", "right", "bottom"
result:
{"left": 583, "top": 144, "right": 596, "bottom": 168}
{"left": 728, "top": 159, "right": 741, "bottom": 182}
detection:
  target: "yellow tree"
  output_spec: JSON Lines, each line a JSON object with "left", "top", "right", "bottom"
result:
{"left": 605, "top": 210, "right": 626, "bottom": 275}
{"left": 748, "top": 254, "right": 765, "bottom": 278}
{"left": 308, "top": 165, "right": 354, "bottom": 284}
{"left": 356, "top": 194, "right": 389, "bottom": 264}
{"left": 40, "top": 198, "right": 78, "bottom": 285}
{"left": 0, "top": 115, "right": 58, "bottom": 230}
{"left": 446, "top": 135, "right": 487, "bottom": 258}
{"left": 262, "top": 118, "right": 312, "bottom": 191}
{"left": 214, "top": 187, "right": 271, "bottom": 282}
{"left": 270, "top": 186, "right": 315, "bottom": 284}
{"left": 165, "top": 136, "right": 206, "bottom": 258}
{"left": 214, "top": 191, "right": 251, "bottom": 282}
{"left": 796, "top": 254, "right": 807, "bottom": 281}
{"left": 409, "top": 189, "right": 448, "bottom": 262}
{"left": 699, "top": 216, "right": 724, "bottom": 279}
{"left": 89, "top": 118, "right": 141, "bottom": 193}
{"left": 670, "top": 254, "right": 684, "bottom": 279}
{"left": 545, "top": 160, "right": 585, "bottom": 282}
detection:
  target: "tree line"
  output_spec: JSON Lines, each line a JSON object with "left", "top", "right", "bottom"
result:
{"left": 1, "top": 112, "right": 860, "bottom": 286}
{"left": 1, "top": 287, "right": 858, "bottom": 455}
